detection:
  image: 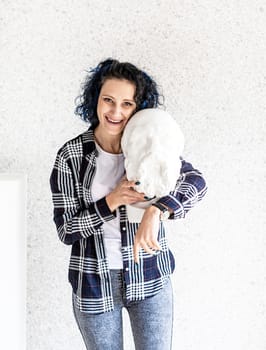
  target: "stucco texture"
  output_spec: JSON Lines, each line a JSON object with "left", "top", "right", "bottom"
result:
{"left": 1, "top": 0, "right": 266, "bottom": 349}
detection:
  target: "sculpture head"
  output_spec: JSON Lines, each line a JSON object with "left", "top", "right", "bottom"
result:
{"left": 121, "top": 108, "right": 184, "bottom": 199}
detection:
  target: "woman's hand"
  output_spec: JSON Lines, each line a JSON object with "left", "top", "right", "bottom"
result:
{"left": 133, "top": 205, "right": 162, "bottom": 264}
{"left": 106, "top": 177, "right": 145, "bottom": 212}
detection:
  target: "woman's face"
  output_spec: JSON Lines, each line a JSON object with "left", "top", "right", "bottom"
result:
{"left": 96, "top": 78, "right": 136, "bottom": 137}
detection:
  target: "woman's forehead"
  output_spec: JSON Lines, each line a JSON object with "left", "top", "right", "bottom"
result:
{"left": 101, "top": 78, "right": 136, "bottom": 99}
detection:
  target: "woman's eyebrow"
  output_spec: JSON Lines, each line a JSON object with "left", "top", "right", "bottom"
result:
{"left": 102, "top": 94, "right": 135, "bottom": 102}
{"left": 123, "top": 99, "right": 136, "bottom": 103}
{"left": 102, "top": 94, "right": 114, "bottom": 98}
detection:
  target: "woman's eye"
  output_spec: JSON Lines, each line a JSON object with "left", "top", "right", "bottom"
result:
{"left": 124, "top": 102, "right": 133, "bottom": 107}
{"left": 103, "top": 97, "right": 113, "bottom": 103}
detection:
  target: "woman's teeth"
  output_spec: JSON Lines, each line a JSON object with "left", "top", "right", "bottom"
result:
{"left": 106, "top": 117, "right": 122, "bottom": 124}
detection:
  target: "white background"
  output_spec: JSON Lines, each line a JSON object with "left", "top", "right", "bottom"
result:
{"left": 1, "top": 1, "right": 266, "bottom": 349}
{"left": 0, "top": 175, "right": 26, "bottom": 349}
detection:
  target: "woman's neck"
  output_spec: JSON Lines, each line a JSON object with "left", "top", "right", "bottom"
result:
{"left": 94, "top": 128, "right": 122, "bottom": 154}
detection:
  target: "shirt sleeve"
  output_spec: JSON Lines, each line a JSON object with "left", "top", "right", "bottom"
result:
{"left": 49, "top": 150, "right": 116, "bottom": 245}
{"left": 156, "top": 158, "right": 207, "bottom": 219}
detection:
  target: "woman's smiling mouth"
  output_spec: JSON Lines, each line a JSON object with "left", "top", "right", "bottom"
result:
{"left": 105, "top": 116, "right": 123, "bottom": 124}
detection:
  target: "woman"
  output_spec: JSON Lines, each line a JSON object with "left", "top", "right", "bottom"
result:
{"left": 50, "top": 58, "right": 207, "bottom": 350}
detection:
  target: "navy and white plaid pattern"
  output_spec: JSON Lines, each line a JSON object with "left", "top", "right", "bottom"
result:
{"left": 50, "top": 128, "right": 207, "bottom": 313}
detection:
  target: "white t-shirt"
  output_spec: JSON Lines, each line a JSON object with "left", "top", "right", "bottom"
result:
{"left": 91, "top": 142, "right": 125, "bottom": 269}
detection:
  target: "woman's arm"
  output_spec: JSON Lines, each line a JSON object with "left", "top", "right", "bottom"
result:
{"left": 49, "top": 151, "right": 116, "bottom": 245}
{"left": 133, "top": 159, "right": 207, "bottom": 262}
{"left": 154, "top": 158, "right": 207, "bottom": 219}
{"left": 50, "top": 150, "right": 146, "bottom": 245}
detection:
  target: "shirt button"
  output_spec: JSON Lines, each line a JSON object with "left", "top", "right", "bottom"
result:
{"left": 121, "top": 207, "right": 125, "bottom": 211}
{"left": 122, "top": 227, "right": 126, "bottom": 231}
{"left": 125, "top": 267, "right": 129, "bottom": 272}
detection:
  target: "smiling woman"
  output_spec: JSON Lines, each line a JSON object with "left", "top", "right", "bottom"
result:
{"left": 74, "top": 58, "right": 162, "bottom": 129}
{"left": 94, "top": 78, "right": 136, "bottom": 153}
{"left": 50, "top": 58, "right": 207, "bottom": 350}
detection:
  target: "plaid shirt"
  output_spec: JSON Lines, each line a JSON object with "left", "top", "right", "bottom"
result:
{"left": 50, "top": 128, "right": 207, "bottom": 314}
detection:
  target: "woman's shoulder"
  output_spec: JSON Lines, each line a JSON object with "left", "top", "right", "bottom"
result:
{"left": 56, "top": 128, "right": 95, "bottom": 160}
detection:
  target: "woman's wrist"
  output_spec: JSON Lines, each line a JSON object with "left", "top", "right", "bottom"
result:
{"left": 105, "top": 193, "right": 119, "bottom": 212}
{"left": 145, "top": 205, "right": 161, "bottom": 217}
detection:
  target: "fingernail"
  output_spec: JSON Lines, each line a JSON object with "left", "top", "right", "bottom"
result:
{"left": 144, "top": 195, "right": 156, "bottom": 200}
{"left": 135, "top": 181, "right": 141, "bottom": 185}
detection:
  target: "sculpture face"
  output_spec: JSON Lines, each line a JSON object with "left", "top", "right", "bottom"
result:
{"left": 121, "top": 108, "right": 184, "bottom": 199}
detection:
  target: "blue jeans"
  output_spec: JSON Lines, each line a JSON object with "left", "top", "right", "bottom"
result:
{"left": 72, "top": 270, "right": 173, "bottom": 350}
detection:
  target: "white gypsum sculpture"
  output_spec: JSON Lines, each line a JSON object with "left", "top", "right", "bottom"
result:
{"left": 121, "top": 108, "right": 184, "bottom": 222}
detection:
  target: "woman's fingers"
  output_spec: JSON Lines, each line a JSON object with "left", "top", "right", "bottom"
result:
{"left": 122, "top": 181, "right": 145, "bottom": 202}
{"left": 133, "top": 240, "right": 161, "bottom": 264}
{"left": 134, "top": 242, "right": 155, "bottom": 264}
{"left": 141, "top": 242, "right": 156, "bottom": 256}
{"left": 148, "top": 239, "right": 162, "bottom": 251}
{"left": 112, "top": 178, "right": 144, "bottom": 205}
{"left": 133, "top": 243, "right": 141, "bottom": 264}
{"left": 106, "top": 179, "right": 145, "bottom": 210}
{"left": 122, "top": 179, "right": 137, "bottom": 188}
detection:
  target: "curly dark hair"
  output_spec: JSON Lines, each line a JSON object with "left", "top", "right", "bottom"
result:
{"left": 74, "top": 58, "right": 164, "bottom": 128}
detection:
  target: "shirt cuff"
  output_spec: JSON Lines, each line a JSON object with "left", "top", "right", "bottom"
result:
{"left": 94, "top": 197, "right": 116, "bottom": 222}
{"left": 156, "top": 195, "right": 185, "bottom": 219}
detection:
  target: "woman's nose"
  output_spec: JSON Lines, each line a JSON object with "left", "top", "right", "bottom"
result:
{"left": 111, "top": 104, "right": 122, "bottom": 117}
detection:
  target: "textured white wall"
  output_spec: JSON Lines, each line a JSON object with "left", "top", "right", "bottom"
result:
{"left": 1, "top": 0, "right": 266, "bottom": 349}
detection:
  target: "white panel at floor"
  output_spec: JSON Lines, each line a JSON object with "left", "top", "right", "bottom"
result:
{"left": 0, "top": 174, "right": 27, "bottom": 350}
